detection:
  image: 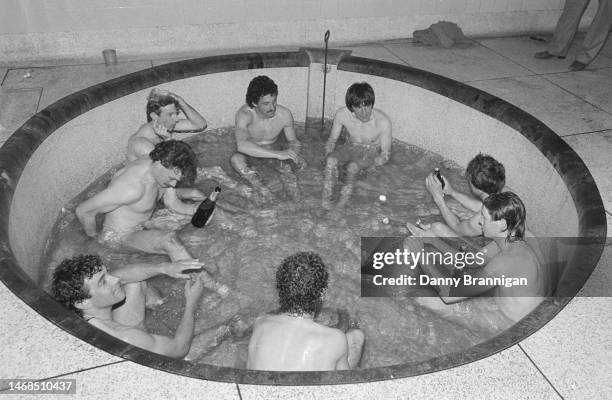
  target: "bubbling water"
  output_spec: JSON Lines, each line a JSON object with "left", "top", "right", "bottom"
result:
{"left": 43, "top": 121, "right": 510, "bottom": 368}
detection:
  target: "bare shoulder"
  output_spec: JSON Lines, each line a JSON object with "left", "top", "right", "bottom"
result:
{"left": 275, "top": 104, "right": 294, "bottom": 123}
{"left": 320, "top": 326, "right": 349, "bottom": 355}
{"left": 236, "top": 104, "right": 253, "bottom": 121}
{"left": 131, "top": 122, "right": 153, "bottom": 139}
{"left": 334, "top": 107, "right": 351, "bottom": 122}
{"left": 374, "top": 108, "right": 391, "bottom": 126}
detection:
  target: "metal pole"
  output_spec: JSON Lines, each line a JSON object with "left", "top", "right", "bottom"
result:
{"left": 321, "top": 30, "right": 330, "bottom": 133}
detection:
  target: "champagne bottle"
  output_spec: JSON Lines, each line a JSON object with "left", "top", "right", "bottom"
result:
{"left": 434, "top": 167, "right": 445, "bottom": 189}
{"left": 191, "top": 186, "right": 221, "bottom": 228}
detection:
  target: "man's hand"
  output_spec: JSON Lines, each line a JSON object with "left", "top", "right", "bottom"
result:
{"left": 406, "top": 221, "right": 437, "bottom": 238}
{"left": 324, "top": 140, "right": 336, "bottom": 157}
{"left": 164, "top": 259, "right": 204, "bottom": 279}
{"left": 277, "top": 148, "right": 298, "bottom": 162}
{"left": 425, "top": 173, "right": 445, "bottom": 202}
{"left": 184, "top": 273, "right": 205, "bottom": 306}
{"left": 152, "top": 119, "right": 169, "bottom": 137}
{"left": 440, "top": 175, "right": 454, "bottom": 196}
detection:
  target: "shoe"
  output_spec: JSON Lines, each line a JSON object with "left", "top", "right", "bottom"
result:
{"left": 534, "top": 50, "right": 566, "bottom": 59}
{"left": 570, "top": 61, "right": 587, "bottom": 71}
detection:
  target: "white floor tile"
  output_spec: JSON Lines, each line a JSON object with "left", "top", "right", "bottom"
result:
{"left": 239, "top": 346, "right": 560, "bottom": 400}
{"left": 470, "top": 76, "right": 612, "bottom": 135}
{"left": 384, "top": 41, "right": 532, "bottom": 82}
{"left": 62, "top": 361, "right": 240, "bottom": 400}
{"left": 563, "top": 130, "right": 612, "bottom": 211}
{"left": 0, "top": 284, "right": 120, "bottom": 380}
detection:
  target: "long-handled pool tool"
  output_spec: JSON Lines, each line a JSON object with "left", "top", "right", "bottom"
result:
{"left": 321, "top": 30, "right": 331, "bottom": 137}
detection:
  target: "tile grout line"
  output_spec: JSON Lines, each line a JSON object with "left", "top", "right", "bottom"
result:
{"left": 236, "top": 382, "right": 243, "bottom": 400}
{"left": 0, "top": 68, "right": 8, "bottom": 86}
{"left": 473, "top": 39, "right": 612, "bottom": 116}
{"left": 35, "top": 87, "right": 43, "bottom": 113}
{"left": 0, "top": 360, "right": 127, "bottom": 392}
{"left": 560, "top": 128, "right": 612, "bottom": 137}
{"left": 377, "top": 43, "right": 411, "bottom": 66}
{"left": 471, "top": 39, "right": 545, "bottom": 77}
{"left": 380, "top": 43, "right": 412, "bottom": 67}
{"left": 518, "top": 343, "right": 565, "bottom": 400}
{"left": 539, "top": 72, "right": 612, "bottom": 118}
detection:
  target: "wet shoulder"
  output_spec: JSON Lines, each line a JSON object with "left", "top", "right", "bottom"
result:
{"left": 131, "top": 122, "right": 154, "bottom": 139}
{"left": 334, "top": 107, "right": 351, "bottom": 121}
{"left": 236, "top": 104, "right": 254, "bottom": 122}
{"left": 373, "top": 108, "right": 392, "bottom": 125}
{"left": 275, "top": 104, "right": 294, "bottom": 122}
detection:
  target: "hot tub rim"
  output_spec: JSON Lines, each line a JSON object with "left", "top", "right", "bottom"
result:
{"left": 0, "top": 49, "right": 606, "bottom": 385}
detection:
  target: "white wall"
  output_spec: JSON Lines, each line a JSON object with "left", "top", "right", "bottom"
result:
{"left": 0, "top": 0, "right": 598, "bottom": 63}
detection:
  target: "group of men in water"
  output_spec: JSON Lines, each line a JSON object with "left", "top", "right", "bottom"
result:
{"left": 52, "top": 74, "right": 548, "bottom": 370}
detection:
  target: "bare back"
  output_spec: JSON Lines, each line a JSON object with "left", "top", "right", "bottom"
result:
{"left": 488, "top": 241, "right": 548, "bottom": 321}
{"left": 102, "top": 160, "right": 160, "bottom": 231}
{"left": 247, "top": 314, "right": 348, "bottom": 371}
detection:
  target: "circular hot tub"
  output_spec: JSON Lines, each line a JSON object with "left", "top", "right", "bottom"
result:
{"left": 0, "top": 49, "right": 606, "bottom": 385}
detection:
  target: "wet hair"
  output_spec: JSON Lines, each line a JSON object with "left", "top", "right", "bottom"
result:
{"left": 345, "top": 82, "right": 375, "bottom": 111}
{"left": 483, "top": 191, "right": 526, "bottom": 242}
{"left": 276, "top": 252, "right": 329, "bottom": 315}
{"left": 146, "top": 89, "right": 179, "bottom": 122}
{"left": 149, "top": 139, "right": 197, "bottom": 186}
{"left": 52, "top": 254, "right": 104, "bottom": 317}
{"left": 465, "top": 153, "right": 505, "bottom": 195}
{"left": 245, "top": 75, "right": 278, "bottom": 108}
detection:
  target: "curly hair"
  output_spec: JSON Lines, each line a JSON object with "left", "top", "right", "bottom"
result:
{"left": 483, "top": 191, "right": 526, "bottom": 242}
{"left": 276, "top": 252, "right": 329, "bottom": 315}
{"left": 465, "top": 153, "right": 505, "bottom": 195}
{"left": 246, "top": 75, "right": 278, "bottom": 108}
{"left": 149, "top": 139, "right": 197, "bottom": 186}
{"left": 146, "top": 90, "right": 179, "bottom": 122}
{"left": 345, "top": 82, "right": 375, "bottom": 112}
{"left": 52, "top": 254, "right": 104, "bottom": 317}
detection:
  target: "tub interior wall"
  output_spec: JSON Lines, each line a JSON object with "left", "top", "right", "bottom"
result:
{"left": 9, "top": 67, "right": 309, "bottom": 280}
{"left": 334, "top": 71, "right": 579, "bottom": 238}
{"left": 9, "top": 66, "right": 578, "bottom": 283}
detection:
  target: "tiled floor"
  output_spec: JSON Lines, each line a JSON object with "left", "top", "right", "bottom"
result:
{"left": 1, "top": 34, "right": 611, "bottom": 399}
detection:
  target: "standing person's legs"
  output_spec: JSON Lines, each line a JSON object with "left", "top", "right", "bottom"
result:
{"left": 575, "top": 0, "right": 612, "bottom": 64}
{"left": 548, "top": 0, "right": 592, "bottom": 56}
